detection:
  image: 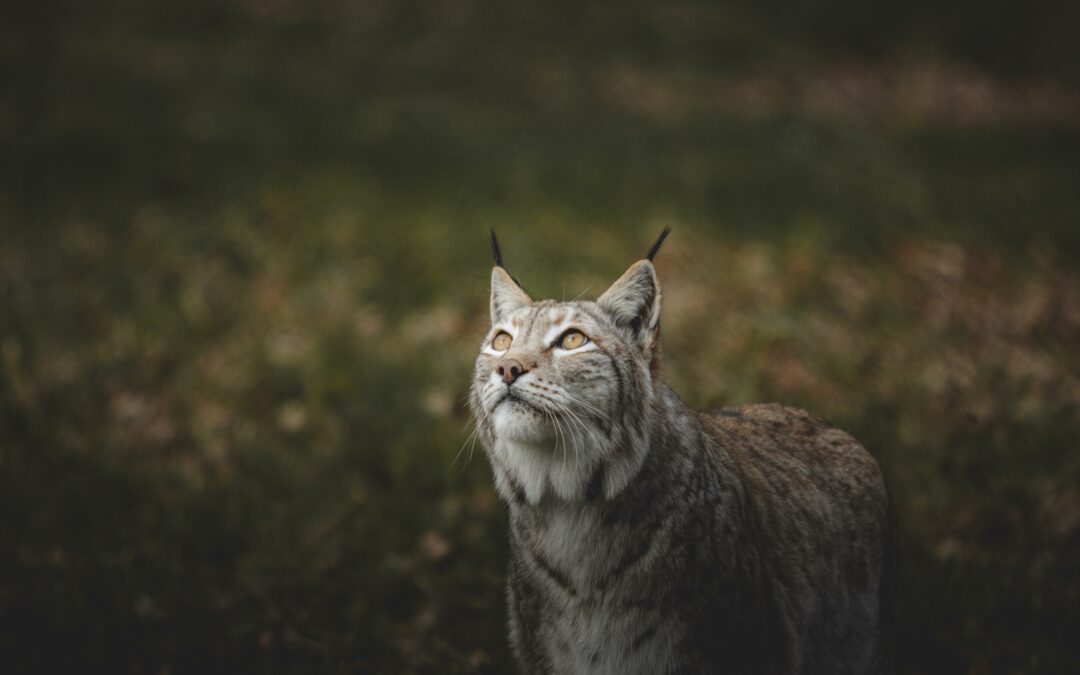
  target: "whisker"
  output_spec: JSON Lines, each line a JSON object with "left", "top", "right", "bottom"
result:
{"left": 529, "top": 389, "right": 604, "bottom": 454}
{"left": 547, "top": 408, "right": 569, "bottom": 471}
{"left": 545, "top": 407, "right": 564, "bottom": 466}
{"left": 452, "top": 417, "right": 481, "bottom": 472}
{"left": 562, "top": 391, "right": 613, "bottom": 423}
{"left": 533, "top": 385, "right": 612, "bottom": 442}
{"left": 465, "top": 423, "right": 481, "bottom": 468}
{"left": 561, "top": 392, "right": 614, "bottom": 436}
{"left": 557, "top": 402, "right": 604, "bottom": 454}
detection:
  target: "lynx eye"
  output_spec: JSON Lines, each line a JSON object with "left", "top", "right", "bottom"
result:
{"left": 492, "top": 331, "right": 513, "bottom": 351}
{"left": 559, "top": 330, "right": 588, "bottom": 350}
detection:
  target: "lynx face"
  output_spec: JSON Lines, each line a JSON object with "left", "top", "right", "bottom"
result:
{"left": 477, "top": 301, "right": 615, "bottom": 443}
{"left": 469, "top": 263, "right": 662, "bottom": 504}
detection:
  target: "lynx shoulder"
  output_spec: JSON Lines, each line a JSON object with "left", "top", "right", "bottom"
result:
{"left": 469, "top": 231, "right": 889, "bottom": 674}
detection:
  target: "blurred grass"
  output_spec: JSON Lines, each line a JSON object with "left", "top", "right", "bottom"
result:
{"left": 2, "top": 1, "right": 1080, "bottom": 673}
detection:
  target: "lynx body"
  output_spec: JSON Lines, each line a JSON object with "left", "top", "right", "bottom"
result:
{"left": 469, "top": 233, "right": 889, "bottom": 674}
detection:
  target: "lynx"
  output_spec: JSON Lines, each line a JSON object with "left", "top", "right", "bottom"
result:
{"left": 468, "top": 230, "right": 890, "bottom": 674}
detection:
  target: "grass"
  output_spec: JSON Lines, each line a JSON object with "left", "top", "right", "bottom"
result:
{"left": 2, "top": 1, "right": 1079, "bottom": 673}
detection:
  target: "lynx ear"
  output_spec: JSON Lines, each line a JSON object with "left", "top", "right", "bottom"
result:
{"left": 491, "top": 267, "right": 532, "bottom": 323}
{"left": 598, "top": 260, "right": 661, "bottom": 349}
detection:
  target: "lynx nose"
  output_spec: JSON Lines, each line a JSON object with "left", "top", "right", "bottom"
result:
{"left": 496, "top": 358, "right": 528, "bottom": 385}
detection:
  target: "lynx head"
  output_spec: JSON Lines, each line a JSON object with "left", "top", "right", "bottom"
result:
{"left": 469, "top": 229, "right": 670, "bottom": 504}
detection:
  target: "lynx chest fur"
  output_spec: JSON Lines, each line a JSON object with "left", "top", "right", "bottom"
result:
{"left": 469, "top": 232, "right": 889, "bottom": 675}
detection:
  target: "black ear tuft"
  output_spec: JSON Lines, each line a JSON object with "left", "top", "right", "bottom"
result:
{"left": 645, "top": 226, "right": 672, "bottom": 261}
{"left": 489, "top": 229, "right": 528, "bottom": 292}
{"left": 490, "top": 229, "right": 504, "bottom": 268}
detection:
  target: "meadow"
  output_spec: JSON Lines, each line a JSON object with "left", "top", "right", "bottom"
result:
{"left": 2, "top": 1, "right": 1079, "bottom": 672}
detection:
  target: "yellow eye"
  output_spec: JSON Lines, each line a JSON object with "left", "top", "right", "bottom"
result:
{"left": 492, "top": 331, "right": 513, "bottom": 351}
{"left": 559, "top": 330, "right": 587, "bottom": 350}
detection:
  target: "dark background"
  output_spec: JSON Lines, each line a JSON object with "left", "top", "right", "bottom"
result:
{"left": 2, "top": 1, "right": 1079, "bottom": 672}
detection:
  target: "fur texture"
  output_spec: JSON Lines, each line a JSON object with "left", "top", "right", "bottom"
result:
{"left": 469, "top": 253, "right": 888, "bottom": 675}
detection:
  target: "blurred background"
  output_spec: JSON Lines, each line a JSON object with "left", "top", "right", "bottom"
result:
{"left": 2, "top": 0, "right": 1079, "bottom": 672}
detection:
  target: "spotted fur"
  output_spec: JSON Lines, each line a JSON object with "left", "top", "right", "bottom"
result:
{"left": 469, "top": 254, "right": 889, "bottom": 675}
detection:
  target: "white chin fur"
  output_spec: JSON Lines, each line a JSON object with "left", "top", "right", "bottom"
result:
{"left": 493, "top": 437, "right": 592, "bottom": 504}
{"left": 492, "top": 401, "right": 553, "bottom": 443}
{"left": 490, "top": 407, "right": 613, "bottom": 504}
{"left": 487, "top": 398, "right": 649, "bottom": 504}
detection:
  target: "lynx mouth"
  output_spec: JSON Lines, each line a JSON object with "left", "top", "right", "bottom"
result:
{"left": 495, "top": 390, "right": 543, "bottom": 414}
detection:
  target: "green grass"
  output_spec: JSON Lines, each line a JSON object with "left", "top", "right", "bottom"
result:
{"left": 2, "top": 1, "right": 1079, "bottom": 673}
